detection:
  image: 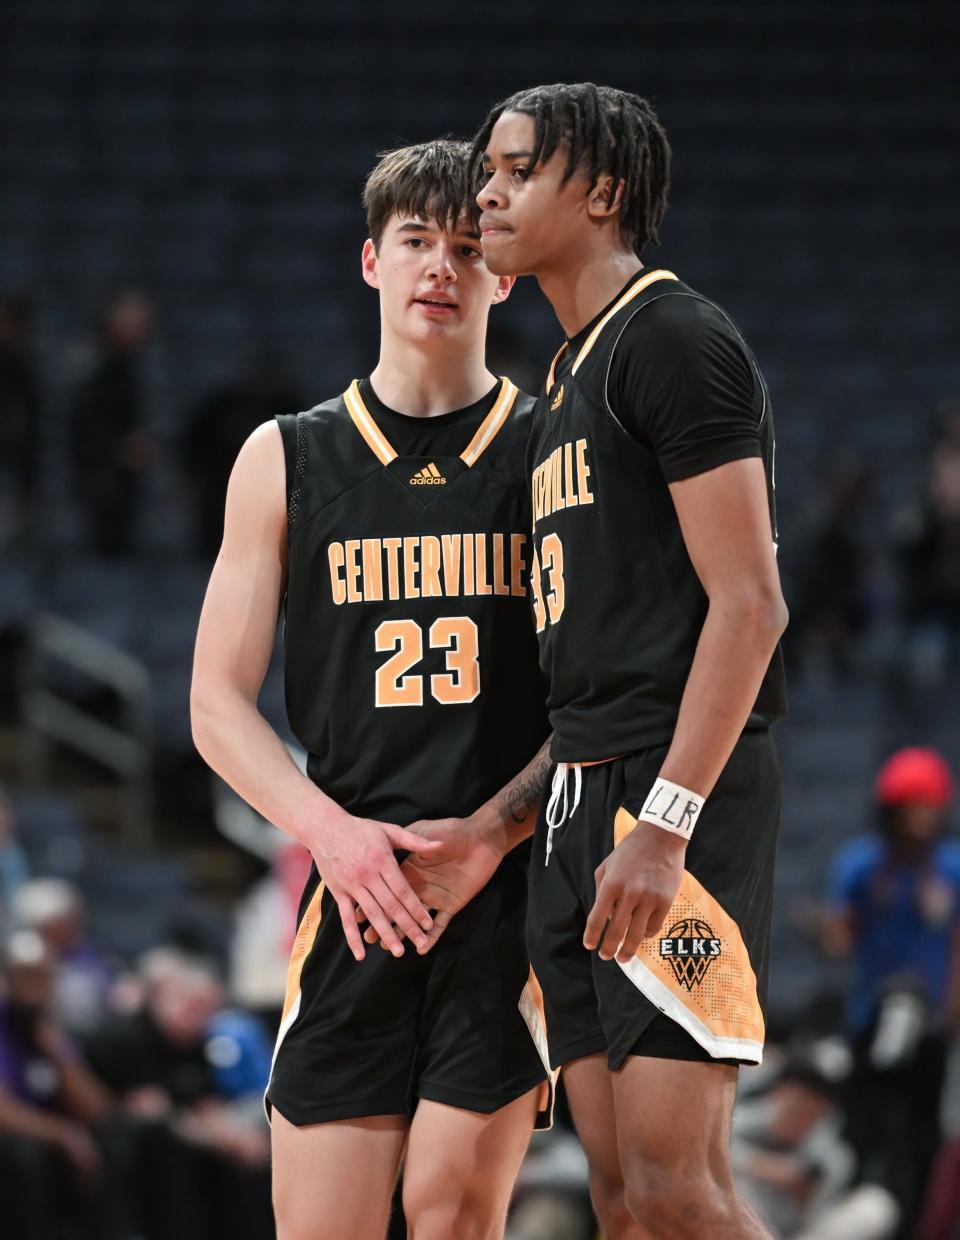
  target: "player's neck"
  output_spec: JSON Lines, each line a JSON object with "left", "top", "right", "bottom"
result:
{"left": 370, "top": 335, "right": 496, "bottom": 418}
{"left": 537, "top": 249, "right": 644, "bottom": 339}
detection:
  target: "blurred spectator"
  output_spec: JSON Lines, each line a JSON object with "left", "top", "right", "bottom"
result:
{"left": 230, "top": 838, "right": 312, "bottom": 1014}
{"left": 895, "top": 409, "right": 960, "bottom": 684}
{"left": 508, "top": 1124, "right": 593, "bottom": 1240}
{"left": 12, "top": 878, "right": 118, "bottom": 1036}
{"left": 917, "top": 1135, "right": 960, "bottom": 1240}
{"left": 68, "top": 288, "right": 156, "bottom": 556}
{"left": 785, "top": 459, "right": 875, "bottom": 679}
{"left": 0, "top": 790, "right": 29, "bottom": 934}
{"left": 205, "top": 1006, "right": 273, "bottom": 1102}
{"left": 791, "top": 1187, "right": 900, "bottom": 1240}
{"left": 85, "top": 947, "right": 273, "bottom": 1240}
{"left": 0, "top": 292, "right": 41, "bottom": 550}
{"left": 180, "top": 350, "right": 303, "bottom": 557}
{"left": 0, "top": 930, "right": 126, "bottom": 1239}
{"left": 823, "top": 747, "right": 960, "bottom": 1225}
{"left": 733, "top": 1050, "right": 875, "bottom": 1238}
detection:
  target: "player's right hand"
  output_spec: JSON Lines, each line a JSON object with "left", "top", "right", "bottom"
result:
{"left": 308, "top": 814, "right": 446, "bottom": 962}
{"left": 362, "top": 816, "right": 504, "bottom": 954}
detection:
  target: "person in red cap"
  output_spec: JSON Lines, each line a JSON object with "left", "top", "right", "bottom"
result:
{"left": 823, "top": 745, "right": 960, "bottom": 1226}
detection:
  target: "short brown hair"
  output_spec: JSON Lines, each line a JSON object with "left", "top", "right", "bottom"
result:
{"left": 363, "top": 138, "right": 479, "bottom": 249}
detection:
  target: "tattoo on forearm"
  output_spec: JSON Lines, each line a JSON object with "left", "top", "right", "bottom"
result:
{"left": 499, "top": 740, "right": 553, "bottom": 824}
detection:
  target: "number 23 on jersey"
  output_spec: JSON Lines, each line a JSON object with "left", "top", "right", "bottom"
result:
{"left": 374, "top": 535, "right": 567, "bottom": 708}
{"left": 374, "top": 617, "right": 480, "bottom": 708}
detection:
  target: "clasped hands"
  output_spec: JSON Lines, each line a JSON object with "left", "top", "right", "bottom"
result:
{"left": 349, "top": 813, "right": 686, "bottom": 961}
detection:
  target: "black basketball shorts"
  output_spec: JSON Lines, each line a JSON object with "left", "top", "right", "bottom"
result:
{"left": 267, "top": 846, "right": 551, "bottom": 1128}
{"left": 527, "top": 729, "right": 780, "bottom": 1072}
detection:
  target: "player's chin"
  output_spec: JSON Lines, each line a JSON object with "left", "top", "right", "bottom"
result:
{"left": 480, "top": 234, "right": 521, "bottom": 277}
{"left": 403, "top": 312, "right": 466, "bottom": 342}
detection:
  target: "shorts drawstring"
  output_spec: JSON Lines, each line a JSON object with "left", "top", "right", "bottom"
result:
{"left": 544, "top": 762, "right": 582, "bottom": 866}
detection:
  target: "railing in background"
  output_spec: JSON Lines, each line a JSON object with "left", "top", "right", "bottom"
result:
{"left": 210, "top": 741, "right": 308, "bottom": 861}
{"left": 19, "top": 613, "right": 153, "bottom": 847}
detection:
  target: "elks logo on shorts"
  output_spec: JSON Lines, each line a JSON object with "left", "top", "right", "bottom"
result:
{"left": 658, "top": 918, "right": 721, "bottom": 989}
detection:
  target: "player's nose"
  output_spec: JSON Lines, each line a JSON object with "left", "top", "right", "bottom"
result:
{"left": 477, "top": 172, "right": 505, "bottom": 211}
{"left": 426, "top": 245, "right": 457, "bottom": 281}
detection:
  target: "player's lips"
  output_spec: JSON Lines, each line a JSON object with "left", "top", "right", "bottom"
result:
{"left": 413, "top": 293, "right": 458, "bottom": 313}
{"left": 479, "top": 215, "right": 512, "bottom": 237}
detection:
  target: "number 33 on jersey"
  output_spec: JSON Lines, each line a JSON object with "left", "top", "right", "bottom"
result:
{"left": 528, "top": 435, "right": 594, "bottom": 632}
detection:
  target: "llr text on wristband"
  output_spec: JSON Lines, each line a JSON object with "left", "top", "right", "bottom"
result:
{"left": 636, "top": 777, "right": 705, "bottom": 841}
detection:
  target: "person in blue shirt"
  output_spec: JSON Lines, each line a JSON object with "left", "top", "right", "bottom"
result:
{"left": 205, "top": 1008, "right": 273, "bottom": 1103}
{"left": 825, "top": 746, "right": 960, "bottom": 1034}
{"left": 823, "top": 746, "right": 960, "bottom": 1230}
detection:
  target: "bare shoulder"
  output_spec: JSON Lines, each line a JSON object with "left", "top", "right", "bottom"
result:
{"left": 222, "top": 420, "right": 287, "bottom": 541}
{"left": 227, "top": 421, "right": 285, "bottom": 506}
{"left": 233, "top": 419, "right": 284, "bottom": 479}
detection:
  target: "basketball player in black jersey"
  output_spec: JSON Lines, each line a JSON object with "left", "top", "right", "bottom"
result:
{"left": 191, "top": 140, "right": 552, "bottom": 1240}
{"left": 380, "top": 87, "right": 787, "bottom": 1237}
{"left": 475, "top": 83, "right": 788, "bottom": 1240}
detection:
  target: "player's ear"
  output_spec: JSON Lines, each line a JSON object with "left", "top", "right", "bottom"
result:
{"left": 361, "top": 238, "right": 380, "bottom": 290}
{"left": 586, "top": 175, "right": 624, "bottom": 222}
{"left": 490, "top": 275, "right": 515, "bottom": 306}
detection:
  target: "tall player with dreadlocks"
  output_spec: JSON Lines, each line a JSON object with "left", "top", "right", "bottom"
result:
{"left": 474, "top": 82, "right": 788, "bottom": 1238}
{"left": 380, "top": 85, "right": 787, "bottom": 1237}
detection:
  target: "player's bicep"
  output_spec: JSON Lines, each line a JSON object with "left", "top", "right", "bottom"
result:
{"left": 192, "top": 421, "right": 288, "bottom": 702}
{"left": 668, "top": 457, "right": 782, "bottom": 608}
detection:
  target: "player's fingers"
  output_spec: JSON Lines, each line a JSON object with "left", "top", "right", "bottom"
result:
{"left": 385, "top": 824, "right": 445, "bottom": 855}
{"left": 597, "top": 896, "right": 634, "bottom": 961}
{"left": 417, "top": 910, "right": 452, "bottom": 953}
{"left": 371, "top": 877, "right": 429, "bottom": 950}
{"left": 616, "top": 913, "right": 647, "bottom": 963}
{"left": 381, "top": 865, "right": 434, "bottom": 934}
{"left": 629, "top": 893, "right": 663, "bottom": 944}
{"left": 335, "top": 895, "right": 366, "bottom": 962}
{"left": 365, "top": 924, "right": 395, "bottom": 951}
{"left": 583, "top": 883, "right": 617, "bottom": 951}
{"left": 357, "top": 891, "right": 405, "bottom": 958}
{"left": 641, "top": 894, "right": 673, "bottom": 941}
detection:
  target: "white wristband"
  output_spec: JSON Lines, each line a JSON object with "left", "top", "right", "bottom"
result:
{"left": 636, "top": 777, "right": 704, "bottom": 841}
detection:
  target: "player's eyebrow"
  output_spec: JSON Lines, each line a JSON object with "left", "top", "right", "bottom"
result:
{"left": 396, "top": 219, "right": 481, "bottom": 242}
{"left": 483, "top": 149, "right": 534, "bottom": 164}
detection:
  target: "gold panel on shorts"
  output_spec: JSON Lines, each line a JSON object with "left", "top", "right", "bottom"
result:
{"left": 613, "top": 808, "right": 764, "bottom": 1060}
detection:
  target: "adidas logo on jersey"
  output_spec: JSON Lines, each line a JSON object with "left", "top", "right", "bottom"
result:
{"left": 410, "top": 463, "right": 446, "bottom": 485}
{"left": 550, "top": 384, "right": 564, "bottom": 411}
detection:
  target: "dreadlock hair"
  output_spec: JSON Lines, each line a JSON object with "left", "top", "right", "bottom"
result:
{"left": 470, "top": 83, "right": 671, "bottom": 257}
{"left": 363, "top": 138, "right": 480, "bottom": 250}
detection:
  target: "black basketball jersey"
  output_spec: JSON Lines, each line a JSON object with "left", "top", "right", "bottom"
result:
{"left": 528, "top": 268, "right": 788, "bottom": 763}
{"left": 277, "top": 376, "right": 549, "bottom": 830}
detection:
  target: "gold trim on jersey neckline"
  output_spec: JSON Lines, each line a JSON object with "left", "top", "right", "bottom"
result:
{"left": 343, "top": 377, "right": 519, "bottom": 468}
{"left": 545, "top": 269, "right": 678, "bottom": 396}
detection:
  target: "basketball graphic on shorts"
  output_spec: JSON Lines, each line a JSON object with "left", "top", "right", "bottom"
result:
{"left": 658, "top": 917, "right": 721, "bottom": 990}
